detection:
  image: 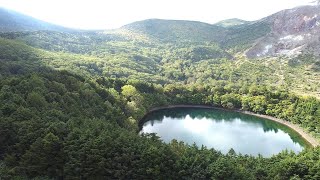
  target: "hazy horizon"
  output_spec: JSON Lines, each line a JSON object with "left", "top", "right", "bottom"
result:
{"left": 0, "top": 0, "right": 316, "bottom": 30}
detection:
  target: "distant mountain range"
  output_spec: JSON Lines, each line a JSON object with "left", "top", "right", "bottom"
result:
{"left": 0, "top": 7, "right": 72, "bottom": 32}
{"left": 0, "top": 5, "right": 320, "bottom": 59}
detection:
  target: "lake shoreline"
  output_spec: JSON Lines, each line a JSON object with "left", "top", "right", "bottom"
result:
{"left": 145, "top": 105, "right": 319, "bottom": 147}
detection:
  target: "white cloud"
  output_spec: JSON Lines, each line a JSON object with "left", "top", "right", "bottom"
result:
{"left": 0, "top": 0, "right": 314, "bottom": 29}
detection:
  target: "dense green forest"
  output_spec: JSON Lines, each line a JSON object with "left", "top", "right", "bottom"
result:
{"left": 0, "top": 8, "right": 320, "bottom": 179}
{"left": 0, "top": 67, "right": 320, "bottom": 179}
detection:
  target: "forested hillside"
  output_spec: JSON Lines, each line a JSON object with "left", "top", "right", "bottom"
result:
{"left": 1, "top": 64, "right": 320, "bottom": 179}
{"left": 215, "top": 18, "right": 249, "bottom": 27}
{"left": 0, "top": 4, "right": 319, "bottom": 179}
{"left": 1, "top": 28, "right": 319, "bottom": 98}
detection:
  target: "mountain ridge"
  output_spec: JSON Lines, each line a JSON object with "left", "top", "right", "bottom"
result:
{"left": 1, "top": 5, "right": 320, "bottom": 59}
{"left": 0, "top": 7, "right": 73, "bottom": 32}
{"left": 215, "top": 18, "right": 249, "bottom": 27}
{"left": 118, "top": 18, "right": 227, "bottom": 43}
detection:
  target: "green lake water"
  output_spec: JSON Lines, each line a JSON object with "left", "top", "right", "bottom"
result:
{"left": 140, "top": 107, "right": 309, "bottom": 157}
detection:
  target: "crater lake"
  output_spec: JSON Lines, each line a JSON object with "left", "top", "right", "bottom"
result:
{"left": 140, "top": 107, "right": 309, "bottom": 157}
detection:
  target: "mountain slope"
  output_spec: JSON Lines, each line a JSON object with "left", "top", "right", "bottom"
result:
{"left": 111, "top": 5, "right": 320, "bottom": 59}
{"left": 221, "top": 20, "right": 271, "bottom": 51}
{"left": 0, "top": 7, "right": 71, "bottom": 32}
{"left": 116, "top": 19, "right": 227, "bottom": 43}
{"left": 246, "top": 5, "right": 320, "bottom": 58}
{"left": 215, "top": 18, "right": 249, "bottom": 27}
{"left": 110, "top": 18, "right": 271, "bottom": 54}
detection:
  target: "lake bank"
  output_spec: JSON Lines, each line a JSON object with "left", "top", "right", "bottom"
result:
{"left": 145, "top": 105, "right": 319, "bottom": 147}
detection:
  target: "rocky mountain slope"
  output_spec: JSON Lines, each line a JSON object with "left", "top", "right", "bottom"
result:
{"left": 246, "top": 5, "right": 320, "bottom": 58}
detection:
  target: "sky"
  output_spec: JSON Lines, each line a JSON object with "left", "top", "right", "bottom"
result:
{"left": 0, "top": 0, "right": 316, "bottom": 30}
